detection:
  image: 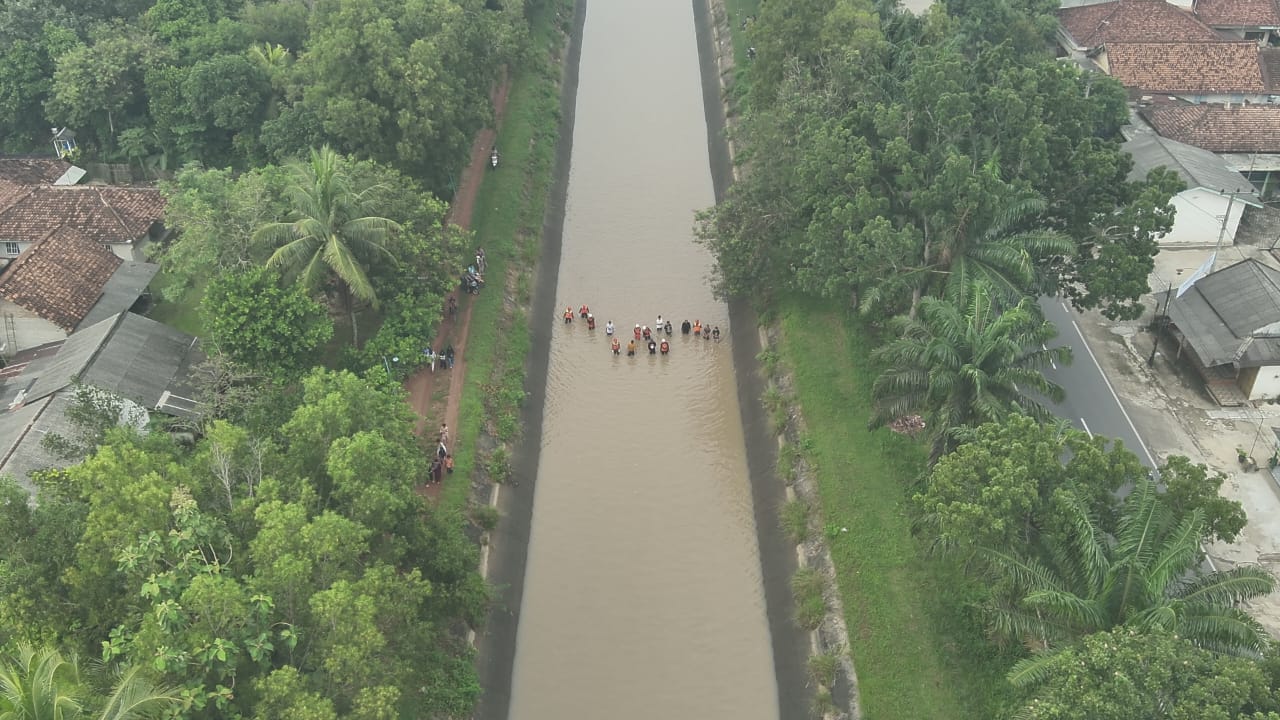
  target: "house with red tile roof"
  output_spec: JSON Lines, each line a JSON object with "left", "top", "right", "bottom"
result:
{"left": 0, "top": 225, "right": 159, "bottom": 352}
{"left": 1193, "top": 0, "right": 1280, "bottom": 40}
{"left": 1100, "top": 40, "right": 1273, "bottom": 100}
{"left": 1057, "top": 0, "right": 1222, "bottom": 52}
{"left": 0, "top": 185, "right": 166, "bottom": 262}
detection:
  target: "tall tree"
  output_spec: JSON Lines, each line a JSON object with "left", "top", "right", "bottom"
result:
{"left": 870, "top": 285, "right": 1070, "bottom": 460}
{"left": 254, "top": 146, "right": 401, "bottom": 345}
{"left": 986, "top": 479, "right": 1275, "bottom": 684}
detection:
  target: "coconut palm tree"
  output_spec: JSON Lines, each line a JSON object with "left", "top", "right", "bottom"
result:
{"left": 870, "top": 284, "right": 1071, "bottom": 461}
{"left": 985, "top": 479, "right": 1275, "bottom": 687}
{"left": 254, "top": 145, "right": 401, "bottom": 345}
{"left": 920, "top": 195, "right": 1073, "bottom": 312}
{"left": 0, "top": 645, "right": 81, "bottom": 720}
{"left": 0, "top": 645, "right": 177, "bottom": 720}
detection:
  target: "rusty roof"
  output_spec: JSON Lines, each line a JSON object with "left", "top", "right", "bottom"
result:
{"left": 0, "top": 156, "right": 78, "bottom": 186}
{"left": 0, "top": 185, "right": 165, "bottom": 246}
{"left": 0, "top": 226, "right": 123, "bottom": 332}
{"left": 1104, "top": 41, "right": 1267, "bottom": 93}
{"left": 1141, "top": 103, "right": 1280, "bottom": 152}
{"left": 1194, "top": 0, "right": 1280, "bottom": 27}
{"left": 1058, "top": 0, "right": 1223, "bottom": 47}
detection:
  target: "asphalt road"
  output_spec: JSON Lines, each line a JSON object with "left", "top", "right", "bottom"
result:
{"left": 1038, "top": 296, "right": 1158, "bottom": 470}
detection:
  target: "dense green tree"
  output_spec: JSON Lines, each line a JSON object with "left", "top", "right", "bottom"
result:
{"left": 290, "top": 0, "right": 525, "bottom": 190}
{"left": 870, "top": 285, "right": 1070, "bottom": 460}
{"left": 157, "top": 163, "right": 293, "bottom": 300}
{"left": 986, "top": 479, "right": 1274, "bottom": 681}
{"left": 47, "top": 29, "right": 170, "bottom": 151}
{"left": 255, "top": 146, "right": 402, "bottom": 345}
{"left": 1012, "top": 628, "right": 1280, "bottom": 719}
{"left": 1158, "top": 455, "right": 1248, "bottom": 545}
{"left": 915, "top": 415, "right": 1144, "bottom": 552}
{"left": 201, "top": 266, "right": 334, "bottom": 384}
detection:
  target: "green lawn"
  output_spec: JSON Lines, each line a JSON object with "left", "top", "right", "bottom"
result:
{"left": 778, "top": 296, "right": 1012, "bottom": 720}
{"left": 146, "top": 271, "right": 205, "bottom": 337}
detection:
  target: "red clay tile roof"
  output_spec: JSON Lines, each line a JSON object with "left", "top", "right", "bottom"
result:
{"left": 1194, "top": 0, "right": 1280, "bottom": 27}
{"left": 0, "top": 226, "right": 123, "bottom": 331}
{"left": 1104, "top": 41, "right": 1266, "bottom": 92}
{"left": 1142, "top": 103, "right": 1280, "bottom": 152}
{"left": 0, "top": 186, "right": 164, "bottom": 246}
{"left": 1058, "top": 0, "right": 1223, "bottom": 48}
{"left": 0, "top": 157, "right": 76, "bottom": 186}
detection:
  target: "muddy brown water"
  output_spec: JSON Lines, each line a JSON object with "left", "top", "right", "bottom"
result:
{"left": 505, "top": 0, "right": 779, "bottom": 716}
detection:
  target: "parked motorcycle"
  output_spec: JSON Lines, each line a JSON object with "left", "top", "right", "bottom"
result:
{"left": 489, "top": 146, "right": 499, "bottom": 169}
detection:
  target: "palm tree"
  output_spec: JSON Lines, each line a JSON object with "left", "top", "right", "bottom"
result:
{"left": 0, "top": 645, "right": 177, "bottom": 720}
{"left": 985, "top": 480, "right": 1275, "bottom": 687}
{"left": 870, "top": 284, "right": 1071, "bottom": 460}
{"left": 254, "top": 145, "right": 401, "bottom": 345}
{"left": 919, "top": 195, "right": 1073, "bottom": 312}
{"left": 0, "top": 645, "right": 81, "bottom": 720}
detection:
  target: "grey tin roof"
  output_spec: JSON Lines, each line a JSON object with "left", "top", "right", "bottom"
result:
{"left": 1124, "top": 132, "right": 1262, "bottom": 204}
{"left": 20, "top": 312, "right": 201, "bottom": 411}
{"left": 1167, "top": 258, "right": 1280, "bottom": 367}
{"left": 77, "top": 261, "right": 158, "bottom": 331}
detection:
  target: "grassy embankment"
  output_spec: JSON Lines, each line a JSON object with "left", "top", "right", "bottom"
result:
{"left": 710, "top": 0, "right": 1014, "bottom": 715}
{"left": 777, "top": 298, "right": 1013, "bottom": 719}
{"left": 442, "top": 0, "right": 568, "bottom": 511}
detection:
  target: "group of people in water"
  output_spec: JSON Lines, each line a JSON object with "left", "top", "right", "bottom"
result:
{"left": 562, "top": 305, "right": 722, "bottom": 356}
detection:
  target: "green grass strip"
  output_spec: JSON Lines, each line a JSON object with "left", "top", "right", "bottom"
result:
{"left": 777, "top": 295, "right": 1010, "bottom": 720}
{"left": 442, "top": 0, "right": 566, "bottom": 511}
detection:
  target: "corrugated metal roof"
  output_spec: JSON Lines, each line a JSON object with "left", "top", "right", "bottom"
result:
{"left": 1167, "top": 258, "right": 1280, "bottom": 366}
{"left": 1124, "top": 132, "right": 1261, "bottom": 202}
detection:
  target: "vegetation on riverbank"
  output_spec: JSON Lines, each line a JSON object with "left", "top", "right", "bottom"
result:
{"left": 714, "top": 0, "right": 1280, "bottom": 717}
{"left": 443, "top": 0, "right": 570, "bottom": 511}
{"left": 0, "top": 0, "right": 561, "bottom": 715}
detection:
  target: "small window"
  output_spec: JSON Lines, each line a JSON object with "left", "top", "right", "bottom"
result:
{"left": 2, "top": 242, "right": 19, "bottom": 256}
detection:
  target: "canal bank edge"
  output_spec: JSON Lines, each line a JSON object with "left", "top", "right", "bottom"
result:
{"left": 470, "top": 0, "right": 582, "bottom": 717}
{"left": 694, "top": 0, "right": 864, "bottom": 718}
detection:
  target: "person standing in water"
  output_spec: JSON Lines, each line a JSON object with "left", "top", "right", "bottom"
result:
{"left": 612, "top": 337, "right": 621, "bottom": 355}
{"left": 659, "top": 338, "right": 670, "bottom": 355}
{"left": 634, "top": 324, "right": 642, "bottom": 340}
{"left": 647, "top": 339, "right": 657, "bottom": 355}
{"left": 587, "top": 314, "right": 596, "bottom": 330}
{"left": 642, "top": 325, "right": 652, "bottom": 340}
{"left": 664, "top": 320, "right": 673, "bottom": 335}
{"left": 627, "top": 339, "right": 637, "bottom": 356}
{"left": 564, "top": 307, "right": 574, "bottom": 324}
{"left": 579, "top": 304, "right": 590, "bottom": 319}
{"left": 681, "top": 319, "right": 691, "bottom": 334}
{"left": 712, "top": 326, "right": 721, "bottom": 340}
{"left": 692, "top": 320, "right": 703, "bottom": 337}
{"left": 656, "top": 315, "right": 664, "bottom": 332}
{"left": 605, "top": 321, "right": 615, "bottom": 336}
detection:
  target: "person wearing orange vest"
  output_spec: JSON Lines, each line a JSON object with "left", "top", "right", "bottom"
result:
{"left": 659, "top": 339, "right": 669, "bottom": 355}
{"left": 564, "top": 307, "right": 573, "bottom": 324}
{"left": 611, "top": 337, "right": 621, "bottom": 355}
{"left": 692, "top": 320, "right": 703, "bottom": 336}
{"left": 642, "top": 325, "right": 652, "bottom": 340}
{"left": 587, "top": 314, "right": 596, "bottom": 330}
{"left": 579, "top": 304, "right": 590, "bottom": 319}
{"left": 633, "top": 324, "right": 642, "bottom": 340}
